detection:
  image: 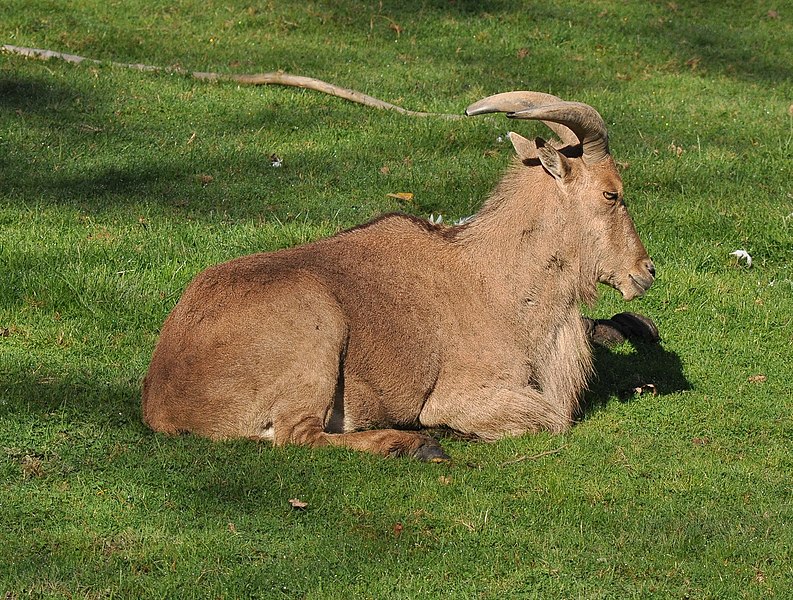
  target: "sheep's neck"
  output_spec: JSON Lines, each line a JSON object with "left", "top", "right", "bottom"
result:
{"left": 457, "top": 166, "right": 596, "bottom": 311}
{"left": 453, "top": 167, "right": 595, "bottom": 407}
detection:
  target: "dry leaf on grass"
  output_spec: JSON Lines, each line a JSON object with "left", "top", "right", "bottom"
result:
{"left": 633, "top": 383, "right": 658, "bottom": 396}
{"left": 288, "top": 498, "right": 308, "bottom": 509}
{"left": 748, "top": 374, "right": 767, "bottom": 383}
{"left": 20, "top": 455, "right": 45, "bottom": 479}
{"left": 685, "top": 57, "right": 701, "bottom": 71}
{"left": 387, "top": 192, "right": 414, "bottom": 203}
{"left": 620, "top": 382, "right": 658, "bottom": 399}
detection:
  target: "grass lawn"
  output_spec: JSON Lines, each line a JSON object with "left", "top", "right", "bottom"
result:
{"left": 1, "top": 1, "right": 791, "bottom": 597}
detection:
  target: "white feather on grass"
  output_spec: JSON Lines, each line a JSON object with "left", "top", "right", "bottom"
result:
{"left": 730, "top": 249, "right": 752, "bottom": 268}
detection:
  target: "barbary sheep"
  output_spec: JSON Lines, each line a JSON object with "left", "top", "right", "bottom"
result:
{"left": 142, "top": 90, "right": 656, "bottom": 461}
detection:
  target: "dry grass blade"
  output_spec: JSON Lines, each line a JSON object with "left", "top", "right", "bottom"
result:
{"left": 500, "top": 444, "right": 568, "bottom": 466}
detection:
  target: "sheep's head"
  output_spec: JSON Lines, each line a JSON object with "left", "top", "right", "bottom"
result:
{"left": 466, "top": 91, "right": 655, "bottom": 301}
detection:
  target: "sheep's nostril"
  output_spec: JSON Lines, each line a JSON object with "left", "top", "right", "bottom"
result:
{"left": 646, "top": 261, "right": 656, "bottom": 278}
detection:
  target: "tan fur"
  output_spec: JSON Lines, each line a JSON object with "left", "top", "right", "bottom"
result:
{"left": 142, "top": 109, "right": 654, "bottom": 459}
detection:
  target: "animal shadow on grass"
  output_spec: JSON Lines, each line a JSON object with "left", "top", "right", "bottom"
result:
{"left": 583, "top": 339, "right": 690, "bottom": 416}
{"left": 0, "top": 76, "right": 90, "bottom": 115}
{"left": 1, "top": 371, "right": 145, "bottom": 434}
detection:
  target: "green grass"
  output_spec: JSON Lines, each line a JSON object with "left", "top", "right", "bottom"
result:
{"left": 1, "top": 0, "right": 792, "bottom": 597}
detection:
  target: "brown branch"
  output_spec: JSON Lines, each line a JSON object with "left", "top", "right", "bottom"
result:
{"left": 2, "top": 44, "right": 462, "bottom": 120}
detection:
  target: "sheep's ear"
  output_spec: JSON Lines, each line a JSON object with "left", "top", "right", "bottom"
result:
{"left": 508, "top": 131, "right": 537, "bottom": 161}
{"left": 535, "top": 137, "right": 571, "bottom": 181}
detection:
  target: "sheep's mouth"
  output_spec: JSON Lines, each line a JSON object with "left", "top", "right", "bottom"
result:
{"left": 602, "top": 272, "right": 653, "bottom": 300}
{"left": 624, "top": 273, "right": 654, "bottom": 300}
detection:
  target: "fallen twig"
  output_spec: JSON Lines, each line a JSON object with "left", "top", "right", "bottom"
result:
{"left": 2, "top": 44, "right": 462, "bottom": 120}
{"left": 500, "top": 444, "right": 568, "bottom": 466}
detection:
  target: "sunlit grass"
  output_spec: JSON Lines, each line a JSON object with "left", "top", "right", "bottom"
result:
{"left": 1, "top": 1, "right": 792, "bottom": 597}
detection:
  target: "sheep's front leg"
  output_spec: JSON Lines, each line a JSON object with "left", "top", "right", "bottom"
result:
{"left": 419, "top": 386, "right": 574, "bottom": 441}
{"left": 583, "top": 312, "right": 660, "bottom": 347}
{"left": 420, "top": 318, "right": 591, "bottom": 439}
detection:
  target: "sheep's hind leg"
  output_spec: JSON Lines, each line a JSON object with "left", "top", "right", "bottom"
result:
{"left": 275, "top": 416, "right": 449, "bottom": 461}
{"left": 318, "top": 424, "right": 449, "bottom": 462}
{"left": 260, "top": 300, "right": 448, "bottom": 461}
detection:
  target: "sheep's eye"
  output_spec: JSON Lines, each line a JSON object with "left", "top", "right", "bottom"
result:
{"left": 603, "top": 191, "right": 619, "bottom": 202}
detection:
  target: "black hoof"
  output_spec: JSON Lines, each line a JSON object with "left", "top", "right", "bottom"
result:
{"left": 589, "top": 319, "right": 627, "bottom": 347}
{"left": 610, "top": 312, "right": 660, "bottom": 344}
{"left": 413, "top": 440, "right": 450, "bottom": 463}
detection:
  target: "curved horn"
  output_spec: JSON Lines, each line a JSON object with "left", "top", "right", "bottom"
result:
{"left": 465, "top": 91, "right": 610, "bottom": 164}
{"left": 466, "top": 91, "right": 580, "bottom": 148}
{"left": 510, "top": 102, "right": 609, "bottom": 164}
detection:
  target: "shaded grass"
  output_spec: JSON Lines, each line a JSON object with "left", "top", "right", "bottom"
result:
{"left": 2, "top": 0, "right": 792, "bottom": 597}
